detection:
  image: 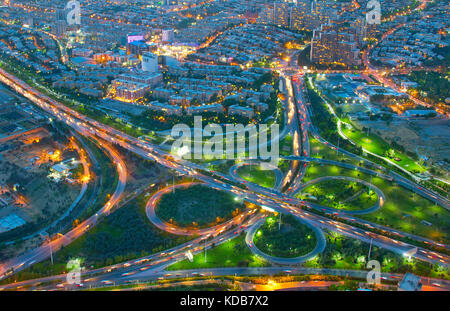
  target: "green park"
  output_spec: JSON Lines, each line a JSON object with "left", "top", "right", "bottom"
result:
{"left": 168, "top": 234, "right": 270, "bottom": 270}
{"left": 341, "top": 123, "right": 425, "bottom": 174}
{"left": 237, "top": 164, "right": 277, "bottom": 188}
{"left": 304, "top": 231, "right": 449, "bottom": 280}
{"left": 156, "top": 184, "right": 244, "bottom": 228}
{"left": 302, "top": 163, "right": 450, "bottom": 243}
{"left": 253, "top": 215, "right": 317, "bottom": 258}
{"left": 298, "top": 179, "right": 378, "bottom": 211}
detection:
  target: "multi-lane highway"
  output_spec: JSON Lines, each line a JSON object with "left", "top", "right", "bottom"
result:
{"left": 279, "top": 73, "right": 305, "bottom": 193}
{"left": 0, "top": 61, "right": 448, "bottom": 288}
{"left": 146, "top": 182, "right": 258, "bottom": 236}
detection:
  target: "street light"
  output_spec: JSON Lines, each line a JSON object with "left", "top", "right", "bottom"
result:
{"left": 47, "top": 239, "right": 53, "bottom": 265}
{"left": 204, "top": 237, "right": 208, "bottom": 263}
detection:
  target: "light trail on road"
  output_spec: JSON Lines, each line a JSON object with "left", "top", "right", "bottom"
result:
{"left": 0, "top": 63, "right": 448, "bottom": 287}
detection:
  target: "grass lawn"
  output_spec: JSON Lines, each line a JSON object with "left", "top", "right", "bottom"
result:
{"left": 253, "top": 215, "right": 317, "bottom": 258}
{"left": 168, "top": 234, "right": 270, "bottom": 270}
{"left": 309, "top": 136, "right": 360, "bottom": 166}
{"left": 156, "top": 184, "right": 243, "bottom": 228}
{"left": 237, "top": 164, "right": 276, "bottom": 188}
{"left": 303, "top": 164, "right": 450, "bottom": 243}
{"left": 298, "top": 179, "right": 378, "bottom": 211}
{"left": 277, "top": 159, "right": 291, "bottom": 174}
{"left": 280, "top": 134, "right": 293, "bottom": 156}
{"left": 341, "top": 125, "right": 425, "bottom": 173}
{"left": 304, "top": 231, "right": 449, "bottom": 280}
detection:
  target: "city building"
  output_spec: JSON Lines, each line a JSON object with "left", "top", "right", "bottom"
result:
{"left": 310, "top": 22, "right": 361, "bottom": 66}
{"left": 228, "top": 104, "right": 254, "bottom": 118}
{"left": 162, "top": 29, "right": 175, "bottom": 43}
{"left": 54, "top": 20, "right": 67, "bottom": 37}
{"left": 142, "top": 52, "right": 159, "bottom": 73}
{"left": 111, "top": 72, "right": 162, "bottom": 102}
{"left": 147, "top": 101, "right": 183, "bottom": 115}
{"left": 72, "top": 48, "right": 93, "bottom": 58}
{"left": 186, "top": 104, "right": 224, "bottom": 115}
{"left": 127, "top": 40, "right": 155, "bottom": 56}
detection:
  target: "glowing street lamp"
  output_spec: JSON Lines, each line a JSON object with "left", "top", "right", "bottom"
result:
{"left": 81, "top": 174, "right": 90, "bottom": 183}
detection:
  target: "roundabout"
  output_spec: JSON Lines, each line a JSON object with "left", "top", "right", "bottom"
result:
{"left": 295, "top": 176, "right": 385, "bottom": 215}
{"left": 145, "top": 182, "right": 256, "bottom": 236}
{"left": 245, "top": 214, "right": 326, "bottom": 265}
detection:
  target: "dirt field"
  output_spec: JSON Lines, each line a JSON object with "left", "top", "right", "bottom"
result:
{"left": 121, "top": 149, "right": 167, "bottom": 192}
{"left": 358, "top": 118, "right": 450, "bottom": 166}
{"left": 0, "top": 137, "right": 81, "bottom": 228}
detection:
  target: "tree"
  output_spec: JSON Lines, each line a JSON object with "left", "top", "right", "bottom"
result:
{"left": 385, "top": 149, "right": 395, "bottom": 159}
